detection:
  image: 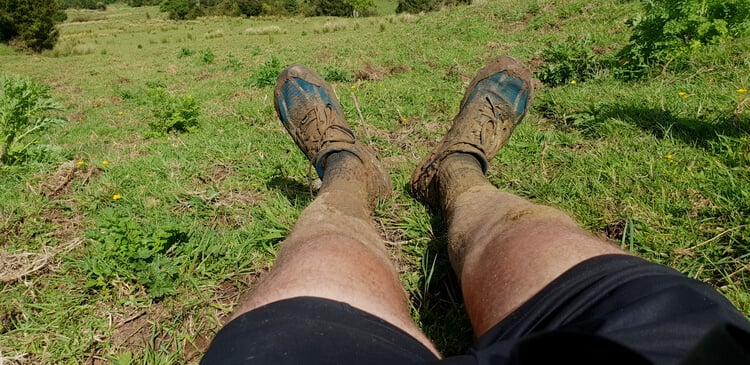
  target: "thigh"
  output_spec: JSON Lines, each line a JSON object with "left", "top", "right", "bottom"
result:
{"left": 201, "top": 296, "right": 438, "bottom": 365}
{"left": 467, "top": 255, "right": 750, "bottom": 365}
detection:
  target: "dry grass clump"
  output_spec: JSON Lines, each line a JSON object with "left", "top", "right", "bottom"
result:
{"left": 0, "top": 238, "right": 84, "bottom": 283}
{"left": 244, "top": 26, "right": 285, "bottom": 35}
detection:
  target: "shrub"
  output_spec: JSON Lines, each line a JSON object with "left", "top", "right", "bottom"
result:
{"left": 0, "top": 76, "right": 66, "bottom": 165}
{"left": 242, "top": 0, "right": 265, "bottom": 15}
{"left": 146, "top": 86, "right": 201, "bottom": 134}
{"left": 160, "top": 0, "right": 202, "bottom": 20}
{"left": 536, "top": 35, "right": 609, "bottom": 87}
{"left": 177, "top": 47, "right": 194, "bottom": 58}
{"left": 619, "top": 0, "right": 750, "bottom": 77}
{"left": 245, "top": 56, "right": 283, "bottom": 88}
{"left": 223, "top": 54, "right": 244, "bottom": 71}
{"left": 58, "top": 0, "right": 115, "bottom": 10}
{"left": 198, "top": 48, "right": 214, "bottom": 65}
{"left": 396, "top": 0, "right": 470, "bottom": 14}
{"left": 311, "top": 0, "right": 375, "bottom": 17}
{"left": 323, "top": 68, "right": 351, "bottom": 82}
{"left": 127, "top": 0, "right": 161, "bottom": 6}
{"left": 0, "top": 0, "right": 67, "bottom": 52}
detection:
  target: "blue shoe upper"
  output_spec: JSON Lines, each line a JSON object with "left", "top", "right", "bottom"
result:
{"left": 462, "top": 72, "right": 529, "bottom": 119}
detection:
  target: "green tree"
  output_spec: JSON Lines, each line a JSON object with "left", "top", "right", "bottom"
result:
{"left": 238, "top": 0, "right": 263, "bottom": 16}
{"left": 0, "top": 0, "right": 66, "bottom": 52}
{"left": 314, "top": 0, "right": 352, "bottom": 16}
{"left": 160, "top": 0, "right": 200, "bottom": 19}
{"left": 314, "top": 0, "right": 374, "bottom": 16}
{"left": 128, "top": 0, "right": 161, "bottom": 6}
{"left": 210, "top": 0, "right": 264, "bottom": 17}
{"left": 58, "top": 0, "right": 115, "bottom": 10}
{"left": 396, "top": 0, "right": 470, "bottom": 14}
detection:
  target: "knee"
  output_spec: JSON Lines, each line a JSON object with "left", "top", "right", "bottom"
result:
{"left": 501, "top": 204, "right": 575, "bottom": 226}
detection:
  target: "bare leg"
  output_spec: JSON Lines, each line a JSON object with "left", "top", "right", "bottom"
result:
{"left": 229, "top": 61, "right": 446, "bottom": 355}
{"left": 231, "top": 155, "right": 437, "bottom": 353}
{"left": 228, "top": 63, "right": 439, "bottom": 355}
{"left": 439, "top": 153, "right": 625, "bottom": 337}
{"left": 408, "top": 56, "right": 626, "bottom": 338}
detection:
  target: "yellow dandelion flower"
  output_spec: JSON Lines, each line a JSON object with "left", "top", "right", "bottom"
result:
{"left": 102, "top": 160, "right": 110, "bottom": 166}
{"left": 663, "top": 154, "right": 673, "bottom": 159}
{"left": 118, "top": 111, "right": 124, "bottom": 116}
{"left": 570, "top": 80, "right": 577, "bottom": 85}
{"left": 351, "top": 85, "right": 357, "bottom": 90}
{"left": 738, "top": 88, "right": 747, "bottom": 94}
{"left": 76, "top": 160, "right": 85, "bottom": 166}
{"left": 112, "top": 194, "right": 122, "bottom": 200}
{"left": 678, "top": 92, "right": 688, "bottom": 99}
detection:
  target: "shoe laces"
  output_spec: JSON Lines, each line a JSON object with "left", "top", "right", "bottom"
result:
{"left": 301, "top": 103, "right": 355, "bottom": 149}
{"left": 483, "top": 96, "right": 503, "bottom": 121}
{"left": 475, "top": 96, "right": 508, "bottom": 145}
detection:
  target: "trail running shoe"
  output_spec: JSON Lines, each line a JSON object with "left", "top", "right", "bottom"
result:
{"left": 274, "top": 64, "right": 392, "bottom": 205}
{"left": 409, "top": 56, "right": 534, "bottom": 208}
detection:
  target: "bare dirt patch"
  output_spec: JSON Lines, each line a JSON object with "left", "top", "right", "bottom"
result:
{"left": 354, "top": 63, "right": 389, "bottom": 81}
{"left": 1, "top": 190, "right": 88, "bottom": 283}
{"left": 389, "top": 64, "right": 411, "bottom": 74}
{"left": 48, "top": 80, "right": 82, "bottom": 95}
{"left": 86, "top": 275, "right": 264, "bottom": 364}
{"left": 0, "top": 353, "right": 32, "bottom": 365}
{"left": 113, "top": 76, "right": 130, "bottom": 85}
{"left": 198, "top": 163, "right": 235, "bottom": 186}
{"left": 602, "top": 221, "right": 625, "bottom": 241}
{"left": 195, "top": 72, "right": 219, "bottom": 81}
{"left": 687, "top": 189, "right": 716, "bottom": 218}
{"left": 181, "top": 280, "right": 248, "bottom": 362}
{"left": 0, "top": 204, "right": 87, "bottom": 282}
{"left": 68, "top": 109, "right": 87, "bottom": 123}
{"left": 107, "top": 305, "right": 170, "bottom": 353}
{"left": 0, "top": 237, "right": 84, "bottom": 283}
{"left": 29, "top": 161, "right": 103, "bottom": 198}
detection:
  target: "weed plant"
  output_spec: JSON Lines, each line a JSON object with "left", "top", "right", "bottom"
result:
{"left": 619, "top": 0, "right": 750, "bottom": 76}
{"left": 245, "top": 56, "right": 283, "bottom": 88}
{"left": 223, "top": 53, "right": 243, "bottom": 71}
{"left": 536, "top": 35, "right": 609, "bottom": 86}
{"left": 323, "top": 67, "right": 352, "bottom": 82}
{"left": 0, "top": 76, "right": 66, "bottom": 165}
{"left": 198, "top": 47, "right": 215, "bottom": 64}
{"left": 83, "top": 209, "right": 187, "bottom": 298}
{"left": 145, "top": 84, "right": 201, "bottom": 135}
{"left": 177, "top": 46, "right": 194, "bottom": 57}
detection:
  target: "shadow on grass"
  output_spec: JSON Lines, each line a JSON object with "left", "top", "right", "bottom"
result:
{"left": 417, "top": 215, "right": 474, "bottom": 356}
{"left": 589, "top": 103, "right": 750, "bottom": 147}
{"left": 266, "top": 174, "right": 315, "bottom": 206}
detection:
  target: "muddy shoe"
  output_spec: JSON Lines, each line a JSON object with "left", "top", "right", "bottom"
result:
{"left": 409, "top": 56, "right": 534, "bottom": 209}
{"left": 274, "top": 64, "right": 392, "bottom": 205}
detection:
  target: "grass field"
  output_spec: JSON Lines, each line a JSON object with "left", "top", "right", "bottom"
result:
{"left": 1, "top": 0, "right": 749, "bottom": 363}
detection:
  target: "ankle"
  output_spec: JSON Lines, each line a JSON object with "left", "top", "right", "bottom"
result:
{"left": 322, "top": 151, "right": 361, "bottom": 173}
{"left": 438, "top": 153, "right": 491, "bottom": 210}
{"left": 441, "top": 152, "right": 483, "bottom": 172}
{"left": 319, "top": 151, "right": 370, "bottom": 197}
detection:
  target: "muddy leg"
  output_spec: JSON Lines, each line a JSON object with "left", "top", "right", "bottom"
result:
{"left": 231, "top": 152, "right": 439, "bottom": 354}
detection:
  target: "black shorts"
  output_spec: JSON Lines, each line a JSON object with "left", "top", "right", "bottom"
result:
{"left": 201, "top": 255, "right": 750, "bottom": 364}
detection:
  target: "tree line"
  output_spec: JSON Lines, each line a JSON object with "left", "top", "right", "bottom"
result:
{"left": 0, "top": 0, "right": 472, "bottom": 52}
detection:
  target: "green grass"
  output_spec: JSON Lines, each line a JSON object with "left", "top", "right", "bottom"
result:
{"left": 1, "top": 0, "right": 749, "bottom": 363}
